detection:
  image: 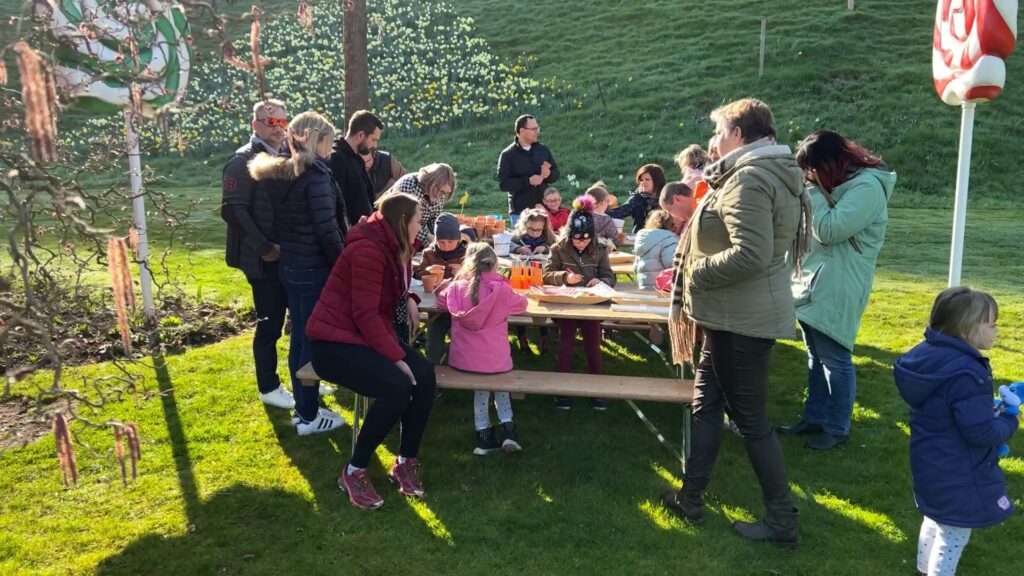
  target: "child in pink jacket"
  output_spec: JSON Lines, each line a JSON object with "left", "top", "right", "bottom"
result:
{"left": 436, "top": 242, "right": 528, "bottom": 455}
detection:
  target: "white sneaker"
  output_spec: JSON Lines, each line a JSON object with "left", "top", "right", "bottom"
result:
{"left": 259, "top": 386, "right": 295, "bottom": 409}
{"left": 318, "top": 382, "right": 336, "bottom": 396}
{"left": 295, "top": 408, "right": 346, "bottom": 436}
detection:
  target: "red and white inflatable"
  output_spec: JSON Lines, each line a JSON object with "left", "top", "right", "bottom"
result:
{"left": 933, "top": 0, "right": 1017, "bottom": 105}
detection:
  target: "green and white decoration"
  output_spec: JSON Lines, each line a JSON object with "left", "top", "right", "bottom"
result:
{"left": 43, "top": 0, "right": 192, "bottom": 116}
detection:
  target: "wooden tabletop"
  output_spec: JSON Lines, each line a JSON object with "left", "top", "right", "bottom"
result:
{"left": 413, "top": 281, "right": 668, "bottom": 324}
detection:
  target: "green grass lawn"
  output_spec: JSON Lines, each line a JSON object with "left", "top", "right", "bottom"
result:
{"left": 3, "top": 0, "right": 1024, "bottom": 574}
{"left": 2, "top": 207, "right": 1022, "bottom": 576}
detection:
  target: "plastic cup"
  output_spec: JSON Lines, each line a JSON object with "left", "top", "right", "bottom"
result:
{"left": 492, "top": 232, "right": 513, "bottom": 256}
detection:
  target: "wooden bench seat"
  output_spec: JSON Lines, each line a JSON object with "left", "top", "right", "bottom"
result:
{"left": 296, "top": 364, "right": 689, "bottom": 403}
{"left": 295, "top": 362, "right": 693, "bottom": 471}
{"left": 431, "top": 367, "right": 692, "bottom": 403}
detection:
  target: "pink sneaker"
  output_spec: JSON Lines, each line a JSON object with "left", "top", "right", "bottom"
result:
{"left": 388, "top": 458, "right": 425, "bottom": 497}
{"left": 338, "top": 466, "right": 383, "bottom": 509}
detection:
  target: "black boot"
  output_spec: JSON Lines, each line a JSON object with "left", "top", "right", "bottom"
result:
{"left": 661, "top": 489, "right": 704, "bottom": 524}
{"left": 731, "top": 502, "right": 799, "bottom": 549}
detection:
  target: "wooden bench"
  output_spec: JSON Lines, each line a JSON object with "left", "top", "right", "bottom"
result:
{"left": 296, "top": 363, "right": 694, "bottom": 470}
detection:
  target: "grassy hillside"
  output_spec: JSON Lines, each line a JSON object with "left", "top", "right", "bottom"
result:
{"left": 2, "top": 0, "right": 1023, "bottom": 210}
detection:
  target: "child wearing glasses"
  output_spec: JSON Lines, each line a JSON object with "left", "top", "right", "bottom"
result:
{"left": 537, "top": 186, "right": 570, "bottom": 233}
{"left": 510, "top": 208, "right": 555, "bottom": 353}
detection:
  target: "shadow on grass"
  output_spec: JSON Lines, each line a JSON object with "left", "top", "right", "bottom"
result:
{"left": 94, "top": 484, "right": 319, "bottom": 575}
{"left": 152, "top": 353, "right": 201, "bottom": 522}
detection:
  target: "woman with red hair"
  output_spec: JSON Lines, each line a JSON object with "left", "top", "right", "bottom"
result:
{"left": 778, "top": 130, "right": 896, "bottom": 450}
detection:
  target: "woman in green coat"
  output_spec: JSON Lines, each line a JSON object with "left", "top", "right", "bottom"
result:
{"left": 778, "top": 131, "right": 896, "bottom": 450}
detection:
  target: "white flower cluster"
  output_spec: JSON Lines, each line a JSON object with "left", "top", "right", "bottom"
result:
{"left": 62, "top": 0, "right": 570, "bottom": 154}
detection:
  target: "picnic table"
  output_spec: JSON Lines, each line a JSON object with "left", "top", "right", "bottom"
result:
{"left": 298, "top": 277, "right": 691, "bottom": 472}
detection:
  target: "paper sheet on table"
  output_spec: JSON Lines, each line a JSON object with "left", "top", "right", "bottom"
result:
{"left": 609, "top": 303, "right": 670, "bottom": 316}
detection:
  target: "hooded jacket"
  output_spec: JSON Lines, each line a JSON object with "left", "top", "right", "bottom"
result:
{"left": 633, "top": 228, "right": 679, "bottom": 290}
{"left": 249, "top": 155, "right": 347, "bottom": 269}
{"left": 684, "top": 141, "right": 805, "bottom": 339}
{"left": 436, "top": 271, "right": 528, "bottom": 373}
{"left": 306, "top": 213, "right": 411, "bottom": 362}
{"left": 793, "top": 168, "right": 896, "bottom": 350}
{"left": 894, "top": 328, "right": 1018, "bottom": 528}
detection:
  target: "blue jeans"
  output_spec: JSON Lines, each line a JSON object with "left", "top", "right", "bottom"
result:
{"left": 279, "top": 265, "right": 330, "bottom": 421}
{"left": 508, "top": 213, "right": 520, "bottom": 227}
{"left": 800, "top": 321, "right": 856, "bottom": 436}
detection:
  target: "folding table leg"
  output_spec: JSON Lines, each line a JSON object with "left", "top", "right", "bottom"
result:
{"left": 351, "top": 393, "right": 364, "bottom": 456}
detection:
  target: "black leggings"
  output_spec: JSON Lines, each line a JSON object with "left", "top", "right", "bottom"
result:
{"left": 310, "top": 340, "right": 437, "bottom": 468}
{"left": 683, "top": 327, "right": 792, "bottom": 508}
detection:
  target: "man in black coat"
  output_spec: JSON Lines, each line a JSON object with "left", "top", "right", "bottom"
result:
{"left": 221, "top": 99, "right": 294, "bottom": 409}
{"left": 328, "top": 110, "right": 384, "bottom": 226}
{"left": 496, "top": 114, "right": 559, "bottom": 225}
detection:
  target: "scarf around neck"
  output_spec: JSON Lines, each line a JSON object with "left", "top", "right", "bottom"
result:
{"left": 666, "top": 138, "right": 811, "bottom": 366}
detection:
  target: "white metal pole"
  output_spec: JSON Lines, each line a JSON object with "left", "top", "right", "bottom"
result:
{"left": 848, "top": 0, "right": 855, "bottom": 10}
{"left": 759, "top": 19, "right": 766, "bottom": 78}
{"left": 124, "top": 109, "right": 155, "bottom": 319}
{"left": 947, "top": 101, "right": 976, "bottom": 287}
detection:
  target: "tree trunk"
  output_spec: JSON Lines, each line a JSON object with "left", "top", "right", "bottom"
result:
{"left": 342, "top": 0, "right": 369, "bottom": 126}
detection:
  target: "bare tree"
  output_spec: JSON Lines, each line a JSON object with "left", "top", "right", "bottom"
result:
{"left": 342, "top": 0, "right": 369, "bottom": 124}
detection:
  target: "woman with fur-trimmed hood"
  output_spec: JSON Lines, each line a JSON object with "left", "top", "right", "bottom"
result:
{"left": 249, "top": 110, "right": 348, "bottom": 436}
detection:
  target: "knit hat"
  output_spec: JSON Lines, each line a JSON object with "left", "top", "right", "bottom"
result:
{"left": 568, "top": 196, "right": 596, "bottom": 240}
{"left": 459, "top": 225, "right": 478, "bottom": 242}
{"left": 434, "top": 212, "right": 460, "bottom": 241}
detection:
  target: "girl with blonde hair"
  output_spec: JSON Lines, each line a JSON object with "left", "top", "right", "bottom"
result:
{"left": 437, "top": 243, "right": 529, "bottom": 454}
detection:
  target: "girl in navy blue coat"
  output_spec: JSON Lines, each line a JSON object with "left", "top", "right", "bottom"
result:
{"left": 894, "top": 287, "right": 1019, "bottom": 576}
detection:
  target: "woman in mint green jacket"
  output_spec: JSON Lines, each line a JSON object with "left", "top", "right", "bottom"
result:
{"left": 778, "top": 131, "right": 896, "bottom": 450}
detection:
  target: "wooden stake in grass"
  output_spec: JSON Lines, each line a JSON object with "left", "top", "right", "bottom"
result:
{"left": 13, "top": 41, "right": 57, "bottom": 164}
{"left": 758, "top": 19, "right": 767, "bottom": 78}
{"left": 107, "top": 237, "right": 136, "bottom": 353}
{"left": 54, "top": 413, "right": 77, "bottom": 487}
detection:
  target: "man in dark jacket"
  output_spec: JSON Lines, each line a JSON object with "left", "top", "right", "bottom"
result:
{"left": 496, "top": 114, "right": 559, "bottom": 225}
{"left": 362, "top": 148, "right": 406, "bottom": 200}
{"left": 221, "top": 99, "right": 294, "bottom": 410}
{"left": 328, "top": 110, "right": 383, "bottom": 227}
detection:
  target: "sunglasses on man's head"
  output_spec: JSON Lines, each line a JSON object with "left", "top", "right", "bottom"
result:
{"left": 257, "top": 117, "right": 289, "bottom": 129}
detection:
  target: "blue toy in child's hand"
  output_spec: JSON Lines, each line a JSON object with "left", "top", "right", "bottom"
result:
{"left": 993, "top": 382, "right": 1023, "bottom": 458}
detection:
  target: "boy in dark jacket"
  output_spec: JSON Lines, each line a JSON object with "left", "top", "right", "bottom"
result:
{"left": 413, "top": 213, "right": 466, "bottom": 365}
{"left": 894, "top": 287, "right": 1018, "bottom": 576}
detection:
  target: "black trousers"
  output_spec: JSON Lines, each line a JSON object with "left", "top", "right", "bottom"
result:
{"left": 247, "top": 263, "right": 287, "bottom": 394}
{"left": 682, "top": 327, "right": 792, "bottom": 508}
{"left": 310, "top": 340, "right": 436, "bottom": 468}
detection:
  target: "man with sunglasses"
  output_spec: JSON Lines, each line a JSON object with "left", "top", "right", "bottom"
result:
{"left": 221, "top": 99, "right": 297, "bottom": 410}
{"left": 496, "top": 114, "right": 559, "bottom": 226}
